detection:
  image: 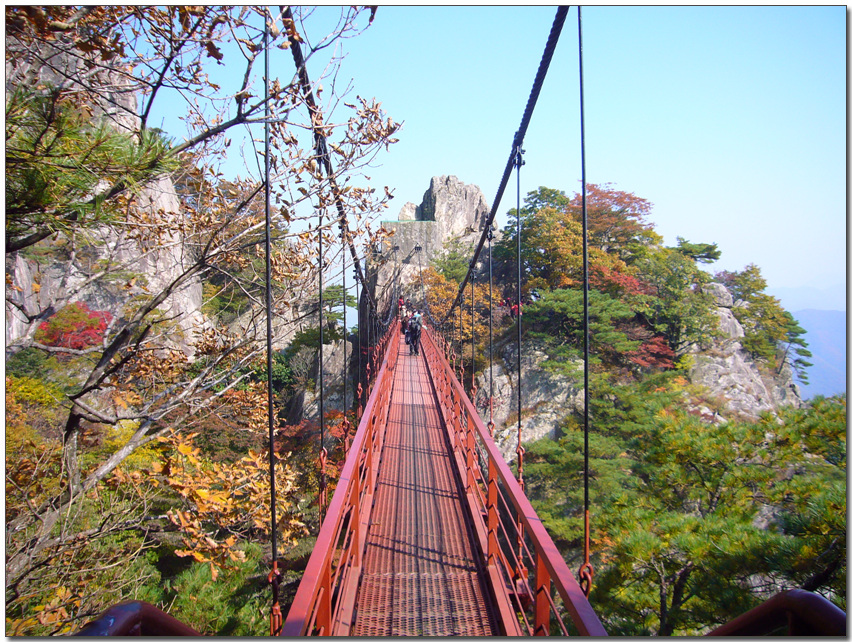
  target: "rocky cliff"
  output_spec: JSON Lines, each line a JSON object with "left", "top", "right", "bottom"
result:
{"left": 5, "top": 43, "right": 207, "bottom": 354}
{"left": 474, "top": 338, "right": 585, "bottom": 462}
{"left": 474, "top": 281, "right": 804, "bottom": 461}
{"left": 5, "top": 176, "right": 208, "bottom": 352}
{"left": 366, "top": 175, "right": 490, "bottom": 315}
{"left": 688, "top": 282, "right": 803, "bottom": 419}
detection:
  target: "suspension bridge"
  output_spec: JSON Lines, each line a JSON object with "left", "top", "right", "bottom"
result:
{"left": 76, "top": 317, "right": 847, "bottom": 637}
{"left": 73, "top": 6, "right": 845, "bottom": 638}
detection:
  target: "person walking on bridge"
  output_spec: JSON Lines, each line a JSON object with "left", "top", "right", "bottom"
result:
{"left": 408, "top": 311, "right": 422, "bottom": 356}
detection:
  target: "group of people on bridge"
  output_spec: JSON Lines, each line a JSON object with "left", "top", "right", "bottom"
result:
{"left": 399, "top": 297, "right": 422, "bottom": 356}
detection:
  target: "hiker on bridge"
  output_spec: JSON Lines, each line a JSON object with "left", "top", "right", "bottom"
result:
{"left": 408, "top": 311, "right": 422, "bottom": 356}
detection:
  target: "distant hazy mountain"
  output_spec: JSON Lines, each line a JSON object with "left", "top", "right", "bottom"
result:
{"left": 767, "top": 284, "right": 846, "bottom": 312}
{"left": 791, "top": 309, "right": 846, "bottom": 400}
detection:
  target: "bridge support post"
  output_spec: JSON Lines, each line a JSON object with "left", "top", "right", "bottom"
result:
{"left": 366, "top": 415, "right": 376, "bottom": 491}
{"left": 487, "top": 460, "right": 499, "bottom": 565}
{"left": 466, "top": 424, "right": 476, "bottom": 493}
{"left": 535, "top": 553, "right": 552, "bottom": 635}
{"left": 351, "top": 467, "right": 362, "bottom": 567}
{"left": 317, "top": 564, "right": 332, "bottom": 635}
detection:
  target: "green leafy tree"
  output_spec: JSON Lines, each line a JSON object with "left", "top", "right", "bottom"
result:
{"left": 671, "top": 236, "right": 721, "bottom": 263}
{"left": 766, "top": 396, "right": 846, "bottom": 605}
{"left": 494, "top": 183, "right": 662, "bottom": 296}
{"left": 321, "top": 284, "right": 358, "bottom": 328}
{"left": 715, "top": 263, "right": 766, "bottom": 302}
{"left": 777, "top": 311, "right": 813, "bottom": 382}
{"left": 5, "top": 87, "right": 178, "bottom": 253}
{"left": 636, "top": 247, "right": 719, "bottom": 352}
{"left": 495, "top": 201, "right": 640, "bottom": 296}
{"left": 524, "top": 419, "right": 636, "bottom": 565}
{"left": 432, "top": 239, "right": 473, "bottom": 285}
{"left": 518, "top": 184, "right": 659, "bottom": 259}
{"left": 525, "top": 371, "right": 846, "bottom": 634}
{"left": 563, "top": 183, "right": 659, "bottom": 258}
{"left": 523, "top": 288, "right": 638, "bottom": 373}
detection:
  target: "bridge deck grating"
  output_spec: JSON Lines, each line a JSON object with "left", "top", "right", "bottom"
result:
{"left": 351, "top": 340, "right": 498, "bottom": 636}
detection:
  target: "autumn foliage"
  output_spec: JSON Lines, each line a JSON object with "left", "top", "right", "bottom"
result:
{"left": 35, "top": 301, "right": 112, "bottom": 350}
{"left": 145, "top": 432, "right": 305, "bottom": 580}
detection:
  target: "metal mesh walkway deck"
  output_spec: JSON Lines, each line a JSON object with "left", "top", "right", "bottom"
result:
{"left": 351, "top": 341, "right": 499, "bottom": 636}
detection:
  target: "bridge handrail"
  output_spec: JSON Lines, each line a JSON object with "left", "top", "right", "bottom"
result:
{"left": 421, "top": 327, "right": 607, "bottom": 636}
{"left": 706, "top": 589, "right": 846, "bottom": 636}
{"left": 282, "top": 321, "right": 400, "bottom": 636}
{"left": 74, "top": 601, "right": 201, "bottom": 636}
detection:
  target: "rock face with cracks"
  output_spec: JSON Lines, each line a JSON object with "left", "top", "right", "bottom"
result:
{"left": 5, "top": 48, "right": 207, "bottom": 354}
{"left": 687, "top": 282, "right": 802, "bottom": 420}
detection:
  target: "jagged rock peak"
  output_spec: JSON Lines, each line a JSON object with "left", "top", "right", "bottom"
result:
{"left": 420, "top": 175, "right": 489, "bottom": 238}
{"left": 371, "top": 176, "right": 490, "bottom": 312}
{"left": 392, "top": 175, "right": 489, "bottom": 243}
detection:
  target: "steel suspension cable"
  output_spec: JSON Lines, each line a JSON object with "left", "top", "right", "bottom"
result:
{"left": 514, "top": 145, "right": 525, "bottom": 492}
{"left": 281, "top": 6, "right": 396, "bottom": 523}
{"left": 340, "top": 227, "right": 350, "bottom": 453}
{"left": 577, "top": 5, "right": 594, "bottom": 598}
{"left": 456, "top": 292, "right": 463, "bottom": 378}
{"left": 439, "top": 6, "right": 569, "bottom": 326}
{"left": 318, "top": 220, "right": 327, "bottom": 521}
{"left": 262, "top": 17, "right": 282, "bottom": 636}
{"left": 355, "top": 265, "right": 363, "bottom": 418}
{"left": 415, "top": 245, "right": 442, "bottom": 330}
{"left": 459, "top": 285, "right": 465, "bottom": 386}
{"left": 470, "top": 274, "right": 475, "bottom": 396}
{"left": 512, "top": 142, "right": 528, "bottom": 591}
{"left": 487, "top": 226, "right": 495, "bottom": 435}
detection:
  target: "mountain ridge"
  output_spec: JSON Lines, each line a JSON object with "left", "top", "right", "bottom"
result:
{"left": 791, "top": 308, "right": 846, "bottom": 399}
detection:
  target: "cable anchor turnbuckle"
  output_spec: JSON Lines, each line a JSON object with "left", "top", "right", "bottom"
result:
{"left": 268, "top": 560, "right": 282, "bottom": 636}
{"left": 513, "top": 143, "right": 526, "bottom": 169}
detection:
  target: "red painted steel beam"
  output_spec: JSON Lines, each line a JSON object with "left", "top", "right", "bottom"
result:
{"left": 706, "top": 589, "right": 846, "bottom": 636}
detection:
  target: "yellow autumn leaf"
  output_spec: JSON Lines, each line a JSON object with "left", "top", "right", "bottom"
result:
{"left": 177, "top": 442, "right": 195, "bottom": 456}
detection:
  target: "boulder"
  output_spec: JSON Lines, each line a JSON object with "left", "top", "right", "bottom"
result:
{"left": 714, "top": 307, "right": 745, "bottom": 340}
{"left": 702, "top": 282, "right": 734, "bottom": 308}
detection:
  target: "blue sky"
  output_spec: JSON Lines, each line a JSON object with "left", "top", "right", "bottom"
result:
{"left": 341, "top": 5, "right": 846, "bottom": 309}
{"left": 158, "top": 6, "right": 847, "bottom": 310}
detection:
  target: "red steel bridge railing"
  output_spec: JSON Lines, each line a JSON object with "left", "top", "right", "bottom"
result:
{"left": 282, "top": 324, "right": 606, "bottom": 636}
{"left": 421, "top": 328, "right": 606, "bottom": 636}
{"left": 282, "top": 321, "right": 400, "bottom": 636}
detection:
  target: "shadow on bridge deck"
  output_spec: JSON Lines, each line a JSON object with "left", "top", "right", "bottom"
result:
{"left": 351, "top": 341, "right": 499, "bottom": 636}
